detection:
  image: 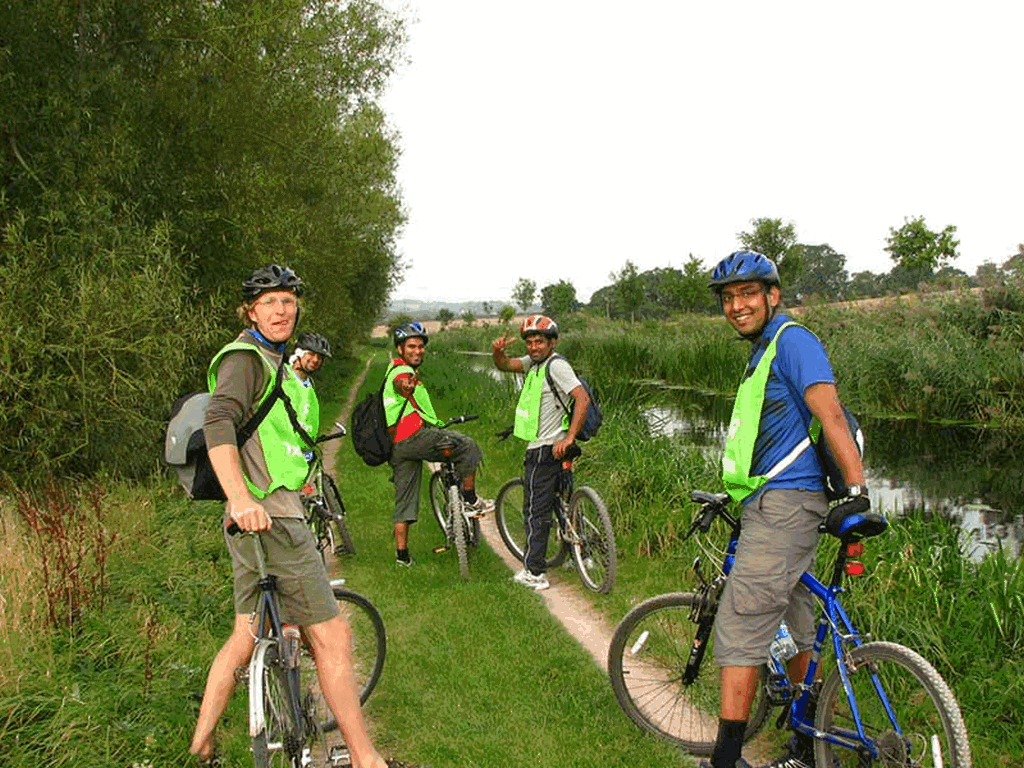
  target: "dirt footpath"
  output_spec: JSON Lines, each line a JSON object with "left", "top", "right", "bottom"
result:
{"left": 328, "top": 352, "right": 616, "bottom": 670}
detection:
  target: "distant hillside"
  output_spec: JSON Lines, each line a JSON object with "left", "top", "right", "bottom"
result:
{"left": 385, "top": 298, "right": 537, "bottom": 319}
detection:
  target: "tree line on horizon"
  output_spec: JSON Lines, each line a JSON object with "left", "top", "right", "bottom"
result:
{"left": 480, "top": 217, "right": 1024, "bottom": 323}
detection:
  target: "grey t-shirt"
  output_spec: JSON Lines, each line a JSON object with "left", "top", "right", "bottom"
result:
{"left": 515, "top": 354, "right": 583, "bottom": 450}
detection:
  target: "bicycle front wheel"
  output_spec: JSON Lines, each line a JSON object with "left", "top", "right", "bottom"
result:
{"left": 323, "top": 473, "right": 355, "bottom": 555}
{"left": 607, "top": 592, "right": 769, "bottom": 754}
{"left": 250, "top": 639, "right": 303, "bottom": 768}
{"left": 448, "top": 485, "right": 470, "bottom": 579}
{"left": 815, "top": 641, "right": 972, "bottom": 768}
{"left": 494, "top": 477, "right": 568, "bottom": 568}
{"left": 568, "top": 486, "right": 616, "bottom": 593}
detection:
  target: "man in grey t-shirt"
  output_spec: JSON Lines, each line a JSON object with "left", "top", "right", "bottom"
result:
{"left": 492, "top": 315, "right": 590, "bottom": 590}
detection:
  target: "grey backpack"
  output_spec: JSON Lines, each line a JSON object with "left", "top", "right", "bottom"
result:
{"left": 165, "top": 362, "right": 312, "bottom": 500}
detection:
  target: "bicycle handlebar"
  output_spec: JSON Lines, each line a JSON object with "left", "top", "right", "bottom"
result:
{"left": 440, "top": 414, "right": 478, "bottom": 428}
{"left": 315, "top": 427, "right": 347, "bottom": 444}
{"left": 684, "top": 490, "right": 739, "bottom": 540}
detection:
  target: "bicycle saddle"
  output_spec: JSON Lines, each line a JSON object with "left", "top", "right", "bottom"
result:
{"left": 822, "top": 504, "right": 888, "bottom": 541}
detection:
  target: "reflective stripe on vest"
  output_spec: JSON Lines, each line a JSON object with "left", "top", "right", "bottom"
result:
{"left": 721, "top": 321, "right": 812, "bottom": 504}
{"left": 207, "top": 341, "right": 315, "bottom": 499}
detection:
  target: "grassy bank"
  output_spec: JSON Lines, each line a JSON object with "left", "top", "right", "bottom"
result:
{"left": 2, "top": 318, "right": 1020, "bottom": 766}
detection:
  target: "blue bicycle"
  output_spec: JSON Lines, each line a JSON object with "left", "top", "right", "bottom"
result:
{"left": 607, "top": 490, "right": 972, "bottom": 767}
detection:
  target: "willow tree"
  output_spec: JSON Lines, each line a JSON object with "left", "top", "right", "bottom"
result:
{"left": 0, "top": 0, "right": 409, "bottom": 480}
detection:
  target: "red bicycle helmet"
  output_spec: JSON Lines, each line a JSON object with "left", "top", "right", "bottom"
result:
{"left": 520, "top": 315, "right": 558, "bottom": 339}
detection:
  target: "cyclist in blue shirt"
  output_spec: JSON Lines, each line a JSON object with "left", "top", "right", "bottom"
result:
{"left": 700, "top": 251, "right": 869, "bottom": 768}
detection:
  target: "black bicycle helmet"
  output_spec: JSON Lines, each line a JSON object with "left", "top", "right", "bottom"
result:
{"left": 708, "top": 250, "right": 780, "bottom": 294}
{"left": 393, "top": 322, "right": 429, "bottom": 347}
{"left": 296, "top": 332, "right": 332, "bottom": 358}
{"left": 242, "top": 264, "right": 305, "bottom": 300}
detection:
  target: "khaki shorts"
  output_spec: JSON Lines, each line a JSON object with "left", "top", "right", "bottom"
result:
{"left": 225, "top": 517, "right": 340, "bottom": 626}
{"left": 713, "top": 489, "right": 827, "bottom": 667}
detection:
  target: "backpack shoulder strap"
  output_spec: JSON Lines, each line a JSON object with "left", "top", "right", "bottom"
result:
{"left": 544, "top": 354, "right": 571, "bottom": 415}
{"left": 235, "top": 359, "right": 315, "bottom": 449}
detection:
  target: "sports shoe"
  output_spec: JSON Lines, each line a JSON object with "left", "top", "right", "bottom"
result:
{"left": 463, "top": 496, "right": 493, "bottom": 518}
{"left": 756, "top": 735, "right": 821, "bottom": 768}
{"left": 512, "top": 569, "right": 550, "bottom": 590}
{"left": 697, "top": 759, "right": 752, "bottom": 768}
{"left": 396, "top": 555, "right": 414, "bottom": 567}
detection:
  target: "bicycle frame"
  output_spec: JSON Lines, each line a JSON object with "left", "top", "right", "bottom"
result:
{"left": 717, "top": 521, "right": 900, "bottom": 761}
{"left": 244, "top": 533, "right": 305, "bottom": 746}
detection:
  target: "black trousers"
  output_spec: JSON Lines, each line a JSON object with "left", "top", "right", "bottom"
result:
{"left": 522, "top": 445, "right": 561, "bottom": 575}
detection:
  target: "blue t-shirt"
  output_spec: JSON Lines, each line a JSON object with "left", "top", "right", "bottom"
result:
{"left": 748, "top": 314, "right": 835, "bottom": 492}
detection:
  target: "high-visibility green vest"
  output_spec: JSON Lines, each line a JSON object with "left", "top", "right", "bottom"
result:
{"left": 382, "top": 363, "right": 439, "bottom": 427}
{"left": 722, "top": 322, "right": 815, "bottom": 504}
{"left": 514, "top": 358, "right": 569, "bottom": 441}
{"left": 207, "top": 341, "right": 315, "bottom": 499}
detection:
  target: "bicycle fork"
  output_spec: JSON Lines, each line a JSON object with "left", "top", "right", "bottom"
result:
{"left": 682, "top": 560, "right": 724, "bottom": 686}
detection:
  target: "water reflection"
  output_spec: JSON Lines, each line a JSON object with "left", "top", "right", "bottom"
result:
{"left": 639, "top": 384, "right": 1024, "bottom": 561}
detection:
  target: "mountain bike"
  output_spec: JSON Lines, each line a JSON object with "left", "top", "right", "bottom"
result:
{"left": 301, "top": 423, "right": 355, "bottom": 559}
{"left": 426, "top": 415, "right": 482, "bottom": 579}
{"left": 606, "top": 490, "right": 972, "bottom": 767}
{"left": 494, "top": 443, "right": 616, "bottom": 593}
{"left": 228, "top": 525, "right": 386, "bottom": 767}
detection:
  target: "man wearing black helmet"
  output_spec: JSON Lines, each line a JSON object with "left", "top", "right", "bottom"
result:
{"left": 190, "top": 266, "right": 388, "bottom": 768}
{"left": 291, "top": 331, "right": 333, "bottom": 382}
{"left": 386, "top": 321, "right": 489, "bottom": 566}
{"left": 700, "top": 251, "right": 869, "bottom": 768}
{"left": 491, "top": 314, "right": 590, "bottom": 591}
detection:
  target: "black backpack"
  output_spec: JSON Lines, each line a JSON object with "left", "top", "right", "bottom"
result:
{"left": 350, "top": 365, "right": 408, "bottom": 467}
{"left": 164, "top": 362, "right": 313, "bottom": 500}
{"left": 810, "top": 405, "right": 865, "bottom": 501}
{"left": 545, "top": 354, "right": 603, "bottom": 442}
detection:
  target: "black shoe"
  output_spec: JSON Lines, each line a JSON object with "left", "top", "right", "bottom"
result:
{"left": 697, "top": 759, "right": 753, "bottom": 768}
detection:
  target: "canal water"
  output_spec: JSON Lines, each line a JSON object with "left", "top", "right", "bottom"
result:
{"left": 465, "top": 353, "right": 1023, "bottom": 560}
{"left": 641, "top": 385, "right": 1024, "bottom": 561}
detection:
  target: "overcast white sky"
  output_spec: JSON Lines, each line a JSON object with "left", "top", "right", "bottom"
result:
{"left": 381, "top": 1, "right": 1023, "bottom": 304}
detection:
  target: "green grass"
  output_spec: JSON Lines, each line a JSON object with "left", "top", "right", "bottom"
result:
{"left": 1, "top": 329, "right": 1020, "bottom": 767}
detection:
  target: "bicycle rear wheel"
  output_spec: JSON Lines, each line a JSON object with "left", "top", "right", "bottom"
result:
{"left": 429, "top": 469, "right": 448, "bottom": 538}
{"left": 494, "top": 477, "right": 568, "bottom": 568}
{"left": 815, "top": 641, "right": 972, "bottom": 768}
{"left": 331, "top": 588, "right": 387, "bottom": 706}
{"left": 607, "top": 592, "right": 769, "bottom": 754}
{"left": 323, "top": 473, "right": 355, "bottom": 555}
{"left": 250, "top": 639, "right": 304, "bottom": 768}
{"left": 568, "top": 486, "right": 616, "bottom": 593}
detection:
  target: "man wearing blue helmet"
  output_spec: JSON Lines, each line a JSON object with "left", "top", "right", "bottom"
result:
{"left": 385, "top": 322, "right": 490, "bottom": 566}
{"left": 701, "top": 251, "right": 869, "bottom": 768}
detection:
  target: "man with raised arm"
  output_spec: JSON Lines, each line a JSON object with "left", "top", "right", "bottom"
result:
{"left": 700, "top": 251, "right": 870, "bottom": 768}
{"left": 491, "top": 315, "right": 590, "bottom": 591}
{"left": 385, "top": 322, "right": 490, "bottom": 566}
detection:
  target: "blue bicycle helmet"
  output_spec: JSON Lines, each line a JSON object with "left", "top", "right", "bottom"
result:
{"left": 242, "top": 264, "right": 305, "bottom": 299}
{"left": 708, "top": 250, "right": 780, "bottom": 293}
{"left": 393, "top": 322, "right": 429, "bottom": 347}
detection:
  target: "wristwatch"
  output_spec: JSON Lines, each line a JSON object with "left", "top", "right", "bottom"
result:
{"left": 845, "top": 484, "right": 868, "bottom": 499}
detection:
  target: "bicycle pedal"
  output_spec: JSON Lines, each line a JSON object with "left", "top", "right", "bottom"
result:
{"left": 431, "top": 545, "right": 449, "bottom": 554}
{"left": 328, "top": 745, "right": 351, "bottom": 766}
